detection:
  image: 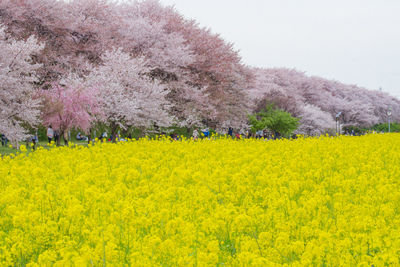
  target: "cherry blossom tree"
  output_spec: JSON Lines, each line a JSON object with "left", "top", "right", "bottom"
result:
{"left": 248, "top": 68, "right": 400, "bottom": 135}
{"left": 296, "top": 105, "right": 336, "bottom": 136}
{"left": 114, "top": 0, "right": 250, "bottom": 129}
{"left": 0, "top": 24, "right": 44, "bottom": 143}
{"left": 40, "top": 83, "right": 101, "bottom": 146}
{"left": 84, "top": 48, "right": 173, "bottom": 140}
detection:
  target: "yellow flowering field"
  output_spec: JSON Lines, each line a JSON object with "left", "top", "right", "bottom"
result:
{"left": 1, "top": 134, "right": 400, "bottom": 266}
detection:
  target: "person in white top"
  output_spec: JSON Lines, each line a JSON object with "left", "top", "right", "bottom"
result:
{"left": 192, "top": 129, "right": 199, "bottom": 140}
{"left": 47, "top": 125, "right": 54, "bottom": 143}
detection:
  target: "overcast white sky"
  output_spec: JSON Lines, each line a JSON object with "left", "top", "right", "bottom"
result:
{"left": 160, "top": 0, "right": 400, "bottom": 98}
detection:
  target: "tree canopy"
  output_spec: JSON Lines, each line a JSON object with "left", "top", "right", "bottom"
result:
{"left": 0, "top": 0, "right": 399, "bottom": 141}
{"left": 249, "top": 104, "right": 299, "bottom": 137}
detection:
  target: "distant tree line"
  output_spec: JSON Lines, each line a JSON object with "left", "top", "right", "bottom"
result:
{"left": 1, "top": 0, "right": 399, "bottom": 144}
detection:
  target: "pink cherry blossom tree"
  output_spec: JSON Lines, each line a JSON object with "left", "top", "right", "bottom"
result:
{"left": 40, "top": 83, "right": 101, "bottom": 146}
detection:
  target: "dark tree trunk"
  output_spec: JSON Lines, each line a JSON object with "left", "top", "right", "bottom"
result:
{"left": 57, "top": 131, "right": 62, "bottom": 147}
{"left": 63, "top": 131, "right": 69, "bottom": 146}
{"left": 111, "top": 123, "right": 118, "bottom": 143}
{"left": 139, "top": 126, "right": 147, "bottom": 138}
{"left": 87, "top": 128, "right": 92, "bottom": 145}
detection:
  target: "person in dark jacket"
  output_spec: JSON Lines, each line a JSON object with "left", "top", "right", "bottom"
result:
{"left": 228, "top": 127, "right": 233, "bottom": 137}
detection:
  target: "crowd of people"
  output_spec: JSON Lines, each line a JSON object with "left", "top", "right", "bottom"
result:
{"left": 1, "top": 133, "right": 39, "bottom": 150}
{"left": 76, "top": 132, "right": 89, "bottom": 141}
{"left": 46, "top": 125, "right": 60, "bottom": 144}
{"left": 46, "top": 126, "right": 121, "bottom": 144}
{"left": 93, "top": 127, "right": 285, "bottom": 142}
{"left": 46, "top": 125, "right": 91, "bottom": 144}
{"left": 3, "top": 125, "right": 386, "bottom": 150}
{"left": 189, "top": 127, "right": 288, "bottom": 140}
{"left": 2, "top": 126, "right": 283, "bottom": 152}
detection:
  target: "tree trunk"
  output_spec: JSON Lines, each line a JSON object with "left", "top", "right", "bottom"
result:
{"left": 138, "top": 126, "right": 146, "bottom": 139}
{"left": 88, "top": 127, "right": 92, "bottom": 145}
{"left": 57, "top": 131, "right": 62, "bottom": 147}
{"left": 63, "top": 131, "right": 69, "bottom": 146}
{"left": 111, "top": 123, "right": 118, "bottom": 143}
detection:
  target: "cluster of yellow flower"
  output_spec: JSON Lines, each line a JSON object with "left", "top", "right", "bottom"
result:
{"left": 0, "top": 134, "right": 399, "bottom": 266}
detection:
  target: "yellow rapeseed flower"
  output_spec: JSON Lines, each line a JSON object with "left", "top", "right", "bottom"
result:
{"left": 0, "top": 134, "right": 399, "bottom": 265}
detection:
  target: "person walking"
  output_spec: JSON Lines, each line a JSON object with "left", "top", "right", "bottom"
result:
{"left": 192, "top": 129, "right": 199, "bottom": 140}
{"left": 228, "top": 127, "right": 233, "bottom": 137}
{"left": 245, "top": 129, "right": 251, "bottom": 139}
{"left": 54, "top": 130, "right": 60, "bottom": 145}
{"left": 239, "top": 129, "right": 245, "bottom": 138}
{"left": 1, "top": 134, "right": 8, "bottom": 146}
{"left": 100, "top": 132, "right": 107, "bottom": 142}
{"left": 47, "top": 125, "right": 54, "bottom": 144}
{"left": 202, "top": 128, "right": 210, "bottom": 138}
